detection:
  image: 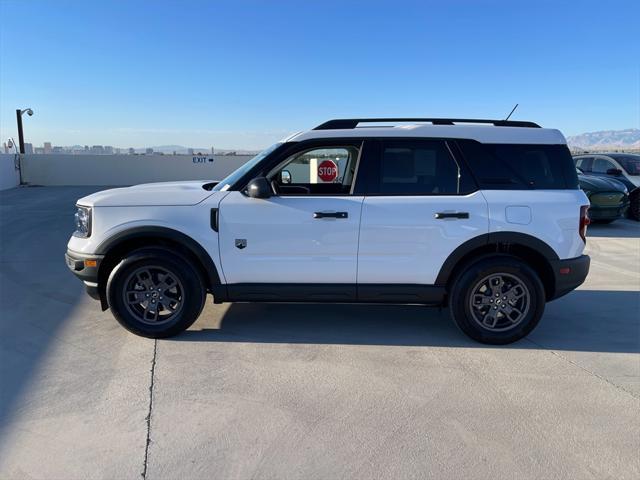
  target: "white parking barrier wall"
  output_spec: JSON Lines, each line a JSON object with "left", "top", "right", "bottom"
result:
{"left": 0, "top": 154, "right": 21, "bottom": 190}
{"left": 18, "top": 154, "right": 254, "bottom": 186}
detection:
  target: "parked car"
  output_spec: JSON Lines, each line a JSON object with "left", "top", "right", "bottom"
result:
{"left": 574, "top": 153, "right": 640, "bottom": 220}
{"left": 66, "top": 117, "right": 590, "bottom": 345}
{"left": 577, "top": 168, "right": 629, "bottom": 223}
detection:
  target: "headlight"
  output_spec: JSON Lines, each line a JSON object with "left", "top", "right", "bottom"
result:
{"left": 74, "top": 206, "right": 92, "bottom": 238}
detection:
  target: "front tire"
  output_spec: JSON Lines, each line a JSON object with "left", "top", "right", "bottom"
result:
{"left": 106, "top": 248, "right": 206, "bottom": 338}
{"left": 448, "top": 257, "right": 545, "bottom": 344}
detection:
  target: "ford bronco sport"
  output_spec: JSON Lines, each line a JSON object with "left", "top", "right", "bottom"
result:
{"left": 66, "top": 118, "right": 591, "bottom": 344}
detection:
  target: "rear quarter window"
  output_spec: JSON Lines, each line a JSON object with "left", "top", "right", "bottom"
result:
{"left": 457, "top": 140, "right": 578, "bottom": 190}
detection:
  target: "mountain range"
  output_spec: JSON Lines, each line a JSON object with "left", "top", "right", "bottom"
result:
{"left": 566, "top": 129, "right": 640, "bottom": 150}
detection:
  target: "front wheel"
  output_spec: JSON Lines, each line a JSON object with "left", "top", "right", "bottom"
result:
{"left": 106, "top": 248, "right": 206, "bottom": 338}
{"left": 448, "top": 257, "right": 545, "bottom": 344}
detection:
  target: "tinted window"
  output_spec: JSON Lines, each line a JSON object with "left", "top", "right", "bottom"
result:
{"left": 376, "top": 140, "right": 463, "bottom": 195}
{"left": 592, "top": 158, "right": 615, "bottom": 174}
{"left": 610, "top": 155, "right": 640, "bottom": 175}
{"left": 575, "top": 157, "right": 592, "bottom": 172}
{"left": 457, "top": 140, "right": 577, "bottom": 189}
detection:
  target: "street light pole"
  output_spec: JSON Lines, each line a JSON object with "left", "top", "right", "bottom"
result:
{"left": 16, "top": 109, "right": 25, "bottom": 154}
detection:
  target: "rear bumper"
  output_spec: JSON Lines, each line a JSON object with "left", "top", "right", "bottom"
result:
{"left": 65, "top": 249, "right": 104, "bottom": 301}
{"left": 549, "top": 254, "right": 590, "bottom": 300}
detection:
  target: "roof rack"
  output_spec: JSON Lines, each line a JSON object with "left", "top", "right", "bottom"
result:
{"left": 313, "top": 118, "right": 541, "bottom": 130}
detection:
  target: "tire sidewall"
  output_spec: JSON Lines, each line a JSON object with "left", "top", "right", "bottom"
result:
{"left": 449, "top": 257, "right": 545, "bottom": 344}
{"left": 107, "top": 249, "right": 205, "bottom": 338}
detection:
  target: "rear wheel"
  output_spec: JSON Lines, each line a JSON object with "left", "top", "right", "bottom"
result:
{"left": 106, "top": 248, "right": 206, "bottom": 338}
{"left": 448, "top": 257, "right": 545, "bottom": 344}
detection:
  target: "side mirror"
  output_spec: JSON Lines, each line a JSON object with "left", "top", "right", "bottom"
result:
{"left": 280, "top": 170, "right": 292, "bottom": 184}
{"left": 606, "top": 168, "right": 622, "bottom": 176}
{"left": 246, "top": 177, "right": 272, "bottom": 199}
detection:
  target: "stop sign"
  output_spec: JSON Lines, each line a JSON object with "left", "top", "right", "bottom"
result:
{"left": 318, "top": 160, "right": 338, "bottom": 182}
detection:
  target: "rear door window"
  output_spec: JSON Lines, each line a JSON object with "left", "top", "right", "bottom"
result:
{"left": 371, "top": 139, "right": 475, "bottom": 195}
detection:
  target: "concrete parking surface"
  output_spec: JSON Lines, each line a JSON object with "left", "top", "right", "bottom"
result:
{"left": 1, "top": 186, "right": 639, "bottom": 479}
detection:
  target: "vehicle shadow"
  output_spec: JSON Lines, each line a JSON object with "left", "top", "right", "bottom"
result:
{"left": 175, "top": 290, "right": 640, "bottom": 354}
{"left": 0, "top": 186, "right": 107, "bottom": 449}
{"left": 587, "top": 219, "right": 640, "bottom": 238}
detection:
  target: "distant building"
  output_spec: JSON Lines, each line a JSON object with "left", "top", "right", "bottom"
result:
{"left": 128, "top": 147, "right": 135, "bottom": 154}
{"left": 53, "top": 146, "right": 64, "bottom": 153}
{"left": 84, "top": 145, "right": 89, "bottom": 152}
{"left": 188, "top": 148, "right": 194, "bottom": 155}
{"left": 24, "top": 143, "right": 34, "bottom": 154}
{"left": 44, "top": 142, "right": 52, "bottom": 154}
{"left": 34, "top": 147, "right": 44, "bottom": 154}
{"left": 115, "top": 148, "right": 121, "bottom": 154}
{"left": 90, "top": 145, "right": 104, "bottom": 154}
{"left": 104, "top": 146, "right": 114, "bottom": 155}
{"left": 145, "top": 148, "right": 153, "bottom": 155}
{"left": 211, "top": 147, "right": 215, "bottom": 155}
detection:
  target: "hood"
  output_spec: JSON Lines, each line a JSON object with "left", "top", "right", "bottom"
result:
{"left": 77, "top": 181, "right": 217, "bottom": 207}
{"left": 578, "top": 174, "right": 627, "bottom": 193}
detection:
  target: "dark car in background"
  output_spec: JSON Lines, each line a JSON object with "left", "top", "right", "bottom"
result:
{"left": 574, "top": 153, "right": 640, "bottom": 220}
{"left": 576, "top": 168, "right": 629, "bottom": 223}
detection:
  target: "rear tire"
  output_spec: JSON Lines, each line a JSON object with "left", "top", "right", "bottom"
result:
{"left": 448, "top": 256, "right": 545, "bottom": 344}
{"left": 106, "top": 248, "right": 206, "bottom": 338}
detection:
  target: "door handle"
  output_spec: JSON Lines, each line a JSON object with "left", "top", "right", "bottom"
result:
{"left": 434, "top": 212, "right": 469, "bottom": 219}
{"left": 313, "top": 211, "right": 348, "bottom": 219}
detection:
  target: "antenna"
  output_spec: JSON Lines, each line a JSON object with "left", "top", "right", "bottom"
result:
{"left": 504, "top": 104, "right": 519, "bottom": 121}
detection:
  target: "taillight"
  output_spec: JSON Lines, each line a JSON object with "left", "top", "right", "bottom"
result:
{"left": 579, "top": 205, "right": 590, "bottom": 242}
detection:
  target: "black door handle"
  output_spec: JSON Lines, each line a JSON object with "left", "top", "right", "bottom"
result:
{"left": 313, "top": 211, "right": 348, "bottom": 219}
{"left": 434, "top": 212, "right": 469, "bottom": 219}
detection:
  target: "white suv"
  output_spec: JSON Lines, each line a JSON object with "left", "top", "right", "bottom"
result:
{"left": 66, "top": 118, "right": 591, "bottom": 344}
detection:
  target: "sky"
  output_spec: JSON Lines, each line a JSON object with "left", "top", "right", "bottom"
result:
{"left": 1, "top": 0, "right": 639, "bottom": 150}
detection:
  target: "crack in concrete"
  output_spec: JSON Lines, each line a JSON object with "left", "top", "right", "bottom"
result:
{"left": 525, "top": 338, "right": 639, "bottom": 400}
{"left": 142, "top": 339, "right": 158, "bottom": 479}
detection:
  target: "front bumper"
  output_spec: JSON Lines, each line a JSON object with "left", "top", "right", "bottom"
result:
{"left": 549, "top": 254, "right": 590, "bottom": 300}
{"left": 588, "top": 204, "right": 629, "bottom": 220}
{"left": 65, "top": 249, "right": 104, "bottom": 300}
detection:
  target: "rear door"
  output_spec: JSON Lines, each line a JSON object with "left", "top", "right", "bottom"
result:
{"left": 357, "top": 139, "right": 489, "bottom": 289}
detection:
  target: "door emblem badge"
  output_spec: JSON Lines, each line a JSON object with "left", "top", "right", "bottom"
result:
{"left": 235, "top": 239, "right": 247, "bottom": 250}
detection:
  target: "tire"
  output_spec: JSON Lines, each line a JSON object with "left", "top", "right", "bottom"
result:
{"left": 629, "top": 189, "right": 640, "bottom": 221}
{"left": 448, "top": 256, "right": 545, "bottom": 345}
{"left": 106, "top": 248, "right": 206, "bottom": 338}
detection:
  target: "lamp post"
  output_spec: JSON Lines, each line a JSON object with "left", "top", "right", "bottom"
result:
{"left": 15, "top": 108, "right": 34, "bottom": 154}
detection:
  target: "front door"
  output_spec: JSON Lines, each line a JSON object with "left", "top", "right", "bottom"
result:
{"left": 218, "top": 144, "right": 364, "bottom": 299}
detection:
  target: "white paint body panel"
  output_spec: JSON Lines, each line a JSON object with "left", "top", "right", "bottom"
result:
{"left": 68, "top": 191, "right": 229, "bottom": 281}
{"left": 483, "top": 189, "right": 589, "bottom": 259}
{"left": 357, "top": 192, "right": 489, "bottom": 284}
{"left": 291, "top": 125, "right": 566, "bottom": 145}
{"left": 77, "top": 181, "right": 215, "bottom": 207}
{"left": 218, "top": 191, "right": 364, "bottom": 284}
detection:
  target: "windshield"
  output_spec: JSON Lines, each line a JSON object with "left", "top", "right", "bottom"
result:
{"left": 615, "top": 155, "right": 640, "bottom": 175}
{"left": 213, "top": 143, "right": 282, "bottom": 191}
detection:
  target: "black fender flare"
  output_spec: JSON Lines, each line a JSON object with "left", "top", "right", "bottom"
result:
{"left": 95, "top": 226, "right": 222, "bottom": 290}
{"left": 435, "top": 232, "right": 559, "bottom": 286}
